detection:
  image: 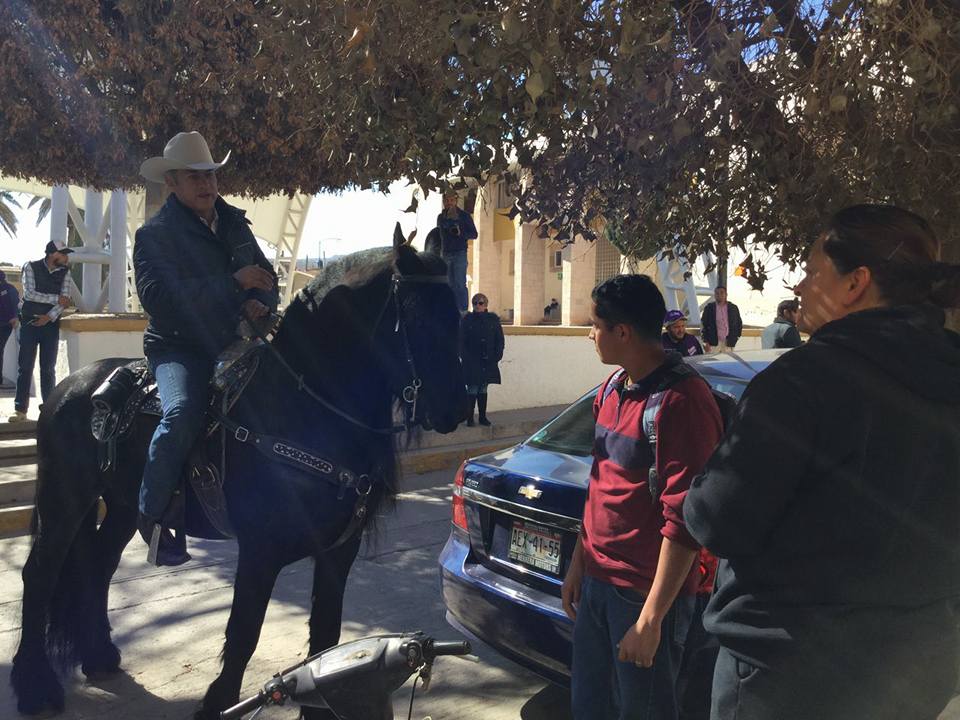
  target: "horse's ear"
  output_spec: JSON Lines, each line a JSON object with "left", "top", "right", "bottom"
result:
{"left": 392, "top": 222, "right": 405, "bottom": 250}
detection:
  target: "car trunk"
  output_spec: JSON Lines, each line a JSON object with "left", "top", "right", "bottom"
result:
{"left": 459, "top": 443, "right": 591, "bottom": 596}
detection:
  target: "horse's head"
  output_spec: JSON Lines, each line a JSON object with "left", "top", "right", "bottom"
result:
{"left": 386, "top": 225, "right": 466, "bottom": 433}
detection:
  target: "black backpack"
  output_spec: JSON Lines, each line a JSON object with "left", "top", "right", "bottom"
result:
{"left": 600, "top": 362, "right": 736, "bottom": 501}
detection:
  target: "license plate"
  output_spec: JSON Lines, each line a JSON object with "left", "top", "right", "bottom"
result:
{"left": 508, "top": 520, "right": 562, "bottom": 574}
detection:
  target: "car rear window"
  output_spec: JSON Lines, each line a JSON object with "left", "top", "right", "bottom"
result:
{"left": 706, "top": 378, "right": 750, "bottom": 402}
{"left": 524, "top": 374, "right": 751, "bottom": 458}
{"left": 525, "top": 390, "right": 597, "bottom": 457}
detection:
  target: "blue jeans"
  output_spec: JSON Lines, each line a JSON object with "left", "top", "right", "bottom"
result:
{"left": 140, "top": 350, "right": 213, "bottom": 519}
{"left": 15, "top": 321, "right": 60, "bottom": 413}
{"left": 572, "top": 575, "right": 695, "bottom": 720}
{"left": 444, "top": 250, "right": 468, "bottom": 312}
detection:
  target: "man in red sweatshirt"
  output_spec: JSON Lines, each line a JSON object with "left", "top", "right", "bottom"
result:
{"left": 562, "top": 274, "right": 723, "bottom": 720}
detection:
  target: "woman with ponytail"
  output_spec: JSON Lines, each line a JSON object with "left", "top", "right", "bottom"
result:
{"left": 685, "top": 204, "right": 960, "bottom": 720}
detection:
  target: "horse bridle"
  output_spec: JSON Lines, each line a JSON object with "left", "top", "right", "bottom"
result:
{"left": 253, "top": 271, "right": 450, "bottom": 435}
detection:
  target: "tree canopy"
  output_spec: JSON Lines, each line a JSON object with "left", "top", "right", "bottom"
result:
{"left": 1, "top": 1, "right": 958, "bottom": 277}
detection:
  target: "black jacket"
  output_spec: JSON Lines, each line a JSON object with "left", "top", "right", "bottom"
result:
{"left": 134, "top": 195, "right": 278, "bottom": 359}
{"left": 685, "top": 305, "right": 960, "bottom": 667}
{"left": 436, "top": 208, "right": 478, "bottom": 255}
{"left": 700, "top": 300, "right": 742, "bottom": 347}
{"left": 460, "top": 311, "right": 504, "bottom": 386}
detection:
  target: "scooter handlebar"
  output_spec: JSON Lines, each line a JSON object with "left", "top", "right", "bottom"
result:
{"left": 220, "top": 691, "right": 267, "bottom": 720}
{"left": 426, "top": 640, "right": 472, "bottom": 658}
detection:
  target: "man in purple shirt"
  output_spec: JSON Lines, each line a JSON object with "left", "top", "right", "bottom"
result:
{"left": 662, "top": 310, "right": 704, "bottom": 357}
{"left": 0, "top": 270, "right": 19, "bottom": 386}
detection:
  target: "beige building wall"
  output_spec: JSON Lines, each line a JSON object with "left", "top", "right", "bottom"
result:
{"left": 543, "top": 242, "right": 563, "bottom": 314}
{"left": 561, "top": 236, "right": 597, "bottom": 326}
{"left": 513, "top": 222, "right": 546, "bottom": 325}
{"left": 468, "top": 181, "right": 502, "bottom": 315}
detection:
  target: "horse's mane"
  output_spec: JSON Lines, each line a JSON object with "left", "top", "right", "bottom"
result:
{"left": 274, "top": 245, "right": 438, "bottom": 541}
{"left": 300, "top": 247, "right": 394, "bottom": 307}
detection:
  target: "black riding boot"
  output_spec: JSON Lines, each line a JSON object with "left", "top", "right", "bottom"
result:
{"left": 137, "top": 490, "right": 191, "bottom": 567}
{"left": 466, "top": 394, "right": 477, "bottom": 427}
{"left": 477, "top": 393, "right": 491, "bottom": 426}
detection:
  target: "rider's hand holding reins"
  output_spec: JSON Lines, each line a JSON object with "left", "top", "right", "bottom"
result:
{"left": 234, "top": 265, "right": 274, "bottom": 292}
{"left": 242, "top": 299, "right": 269, "bottom": 320}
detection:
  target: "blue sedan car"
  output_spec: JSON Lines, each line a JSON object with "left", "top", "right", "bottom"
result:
{"left": 438, "top": 350, "right": 785, "bottom": 685}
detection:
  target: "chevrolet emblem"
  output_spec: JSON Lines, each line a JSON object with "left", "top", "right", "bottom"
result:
{"left": 517, "top": 484, "right": 543, "bottom": 500}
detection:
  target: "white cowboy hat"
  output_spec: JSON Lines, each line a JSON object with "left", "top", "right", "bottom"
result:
{"left": 139, "top": 131, "right": 231, "bottom": 183}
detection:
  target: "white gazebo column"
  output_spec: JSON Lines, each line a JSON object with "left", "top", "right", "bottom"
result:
{"left": 512, "top": 222, "right": 545, "bottom": 325}
{"left": 469, "top": 182, "right": 501, "bottom": 314}
{"left": 50, "top": 185, "right": 69, "bottom": 248}
{"left": 82, "top": 190, "right": 104, "bottom": 309}
{"left": 109, "top": 191, "right": 128, "bottom": 312}
{"left": 561, "top": 235, "right": 597, "bottom": 326}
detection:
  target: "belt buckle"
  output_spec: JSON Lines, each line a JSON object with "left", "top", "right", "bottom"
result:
{"left": 234, "top": 426, "right": 249, "bottom": 442}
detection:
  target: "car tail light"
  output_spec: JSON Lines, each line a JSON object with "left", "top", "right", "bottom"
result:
{"left": 452, "top": 462, "right": 468, "bottom": 531}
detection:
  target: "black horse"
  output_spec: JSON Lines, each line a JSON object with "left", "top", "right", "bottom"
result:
{"left": 10, "top": 231, "right": 466, "bottom": 719}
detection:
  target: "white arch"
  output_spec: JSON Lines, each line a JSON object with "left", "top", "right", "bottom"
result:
{"left": 0, "top": 176, "right": 311, "bottom": 310}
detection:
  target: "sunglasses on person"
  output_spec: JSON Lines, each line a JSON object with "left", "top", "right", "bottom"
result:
{"left": 474, "top": 300, "right": 487, "bottom": 306}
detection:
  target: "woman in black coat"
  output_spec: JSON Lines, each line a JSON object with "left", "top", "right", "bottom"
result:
{"left": 685, "top": 204, "right": 960, "bottom": 720}
{"left": 459, "top": 293, "right": 504, "bottom": 426}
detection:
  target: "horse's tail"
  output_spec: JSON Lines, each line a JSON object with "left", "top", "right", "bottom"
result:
{"left": 44, "top": 502, "right": 99, "bottom": 670}
{"left": 34, "top": 400, "right": 103, "bottom": 671}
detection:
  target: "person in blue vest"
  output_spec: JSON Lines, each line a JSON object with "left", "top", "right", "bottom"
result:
{"left": 0, "top": 269, "right": 20, "bottom": 388}
{"left": 7, "top": 242, "right": 82, "bottom": 423}
{"left": 436, "top": 191, "right": 477, "bottom": 313}
{"left": 135, "top": 131, "right": 278, "bottom": 565}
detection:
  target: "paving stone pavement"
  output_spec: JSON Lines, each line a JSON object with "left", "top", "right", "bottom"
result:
{"left": 0, "top": 469, "right": 573, "bottom": 720}
{"left": 1, "top": 466, "right": 957, "bottom": 720}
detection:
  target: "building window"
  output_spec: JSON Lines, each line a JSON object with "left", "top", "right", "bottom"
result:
{"left": 550, "top": 249, "right": 563, "bottom": 270}
{"left": 595, "top": 233, "right": 621, "bottom": 283}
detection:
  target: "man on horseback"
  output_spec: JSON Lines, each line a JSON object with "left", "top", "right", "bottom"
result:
{"left": 134, "top": 131, "right": 278, "bottom": 565}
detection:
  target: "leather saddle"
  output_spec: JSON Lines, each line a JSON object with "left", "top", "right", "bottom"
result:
{"left": 89, "top": 339, "right": 265, "bottom": 540}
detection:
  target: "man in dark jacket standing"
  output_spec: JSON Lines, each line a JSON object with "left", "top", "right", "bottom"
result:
{"left": 0, "top": 270, "right": 19, "bottom": 387}
{"left": 135, "top": 131, "right": 277, "bottom": 565}
{"left": 437, "top": 191, "right": 477, "bottom": 313}
{"left": 761, "top": 299, "right": 802, "bottom": 349}
{"left": 699, "top": 286, "right": 742, "bottom": 352}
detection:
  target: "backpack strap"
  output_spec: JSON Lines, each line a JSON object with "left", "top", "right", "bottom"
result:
{"left": 600, "top": 368, "right": 627, "bottom": 407}
{"left": 644, "top": 361, "right": 700, "bottom": 503}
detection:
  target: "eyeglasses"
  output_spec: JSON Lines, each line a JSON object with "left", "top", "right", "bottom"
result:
{"left": 474, "top": 301, "right": 487, "bottom": 306}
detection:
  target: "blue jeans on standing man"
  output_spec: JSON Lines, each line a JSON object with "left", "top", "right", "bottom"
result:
{"left": 14, "top": 320, "right": 60, "bottom": 413}
{"left": 444, "top": 250, "right": 468, "bottom": 312}
{"left": 140, "top": 349, "right": 213, "bottom": 519}
{"left": 572, "top": 574, "right": 695, "bottom": 720}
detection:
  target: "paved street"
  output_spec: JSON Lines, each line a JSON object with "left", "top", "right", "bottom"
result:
{"left": 0, "top": 468, "right": 573, "bottom": 720}
{"left": 2, "top": 465, "right": 959, "bottom": 720}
